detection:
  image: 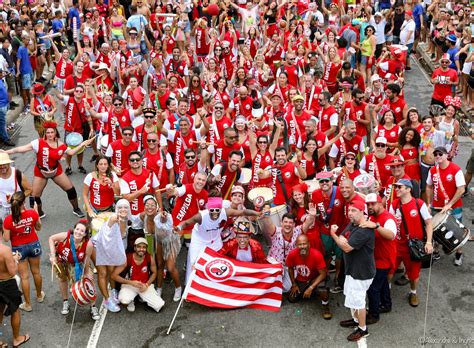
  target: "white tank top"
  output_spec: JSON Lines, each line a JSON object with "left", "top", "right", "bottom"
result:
{"left": 0, "top": 168, "right": 19, "bottom": 208}
{"left": 438, "top": 117, "right": 455, "bottom": 150}
{"left": 192, "top": 209, "right": 227, "bottom": 247}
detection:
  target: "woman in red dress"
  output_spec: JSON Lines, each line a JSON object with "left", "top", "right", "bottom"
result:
{"left": 398, "top": 127, "right": 421, "bottom": 182}
{"left": 372, "top": 109, "right": 401, "bottom": 153}
{"left": 320, "top": 46, "right": 342, "bottom": 95}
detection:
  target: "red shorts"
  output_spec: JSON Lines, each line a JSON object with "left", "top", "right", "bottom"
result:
{"left": 390, "top": 243, "right": 421, "bottom": 281}
{"left": 34, "top": 164, "right": 63, "bottom": 179}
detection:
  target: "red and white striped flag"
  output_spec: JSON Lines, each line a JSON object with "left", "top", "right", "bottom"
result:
{"left": 185, "top": 247, "right": 283, "bottom": 312}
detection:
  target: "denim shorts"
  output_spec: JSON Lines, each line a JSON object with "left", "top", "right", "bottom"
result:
{"left": 12, "top": 240, "right": 42, "bottom": 261}
{"left": 21, "top": 73, "right": 33, "bottom": 90}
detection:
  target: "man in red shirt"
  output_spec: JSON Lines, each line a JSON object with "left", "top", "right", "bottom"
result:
{"left": 431, "top": 54, "right": 459, "bottom": 107}
{"left": 285, "top": 95, "right": 311, "bottom": 150}
{"left": 342, "top": 88, "right": 370, "bottom": 140}
{"left": 227, "top": 86, "right": 253, "bottom": 119}
{"left": 329, "top": 120, "right": 366, "bottom": 169}
{"left": 311, "top": 171, "right": 345, "bottom": 291}
{"left": 426, "top": 146, "right": 466, "bottom": 266}
{"left": 317, "top": 91, "right": 338, "bottom": 138}
{"left": 219, "top": 218, "right": 267, "bottom": 263}
{"left": 112, "top": 237, "right": 164, "bottom": 313}
{"left": 286, "top": 234, "right": 332, "bottom": 320}
{"left": 105, "top": 126, "right": 139, "bottom": 177}
{"left": 167, "top": 171, "right": 208, "bottom": 245}
{"left": 209, "top": 150, "right": 245, "bottom": 200}
{"left": 384, "top": 155, "right": 415, "bottom": 208}
{"left": 379, "top": 84, "right": 408, "bottom": 126}
{"left": 389, "top": 179, "right": 433, "bottom": 307}
{"left": 209, "top": 127, "right": 243, "bottom": 164}
{"left": 177, "top": 148, "right": 208, "bottom": 186}
{"left": 361, "top": 193, "right": 397, "bottom": 324}
{"left": 120, "top": 151, "right": 160, "bottom": 215}
{"left": 141, "top": 132, "right": 174, "bottom": 191}
{"left": 63, "top": 60, "right": 87, "bottom": 95}
{"left": 360, "top": 137, "right": 394, "bottom": 191}
{"left": 205, "top": 101, "right": 232, "bottom": 145}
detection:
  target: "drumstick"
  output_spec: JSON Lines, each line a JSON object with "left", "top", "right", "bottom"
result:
{"left": 155, "top": 187, "right": 172, "bottom": 193}
{"left": 191, "top": 140, "right": 216, "bottom": 146}
{"left": 54, "top": 263, "right": 62, "bottom": 274}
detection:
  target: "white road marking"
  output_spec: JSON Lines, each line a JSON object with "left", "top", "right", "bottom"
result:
{"left": 357, "top": 337, "right": 368, "bottom": 348}
{"left": 87, "top": 301, "right": 108, "bottom": 348}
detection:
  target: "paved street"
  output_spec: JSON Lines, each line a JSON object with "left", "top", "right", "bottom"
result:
{"left": 1, "top": 57, "right": 473, "bottom": 348}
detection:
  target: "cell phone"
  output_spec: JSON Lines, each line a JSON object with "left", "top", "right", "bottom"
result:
{"left": 238, "top": 38, "right": 245, "bottom": 45}
{"left": 29, "top": 196, "right": 35, "bottom": 208}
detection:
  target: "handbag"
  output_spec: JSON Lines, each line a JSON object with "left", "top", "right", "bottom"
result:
{"left": 398, "top": 199, "right": 431, "bottom": 263}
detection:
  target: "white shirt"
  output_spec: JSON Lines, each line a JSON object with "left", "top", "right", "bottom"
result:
{"left": 400, "top": 19, "right": 416, "bottom": 45}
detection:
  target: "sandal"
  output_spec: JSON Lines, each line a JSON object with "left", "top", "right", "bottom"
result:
{"left": 36, "top": 291, "right": 45, "bottom": 303}
{"left": 13, "top": 334, "right": 30, "bottom": 348}
{"left": 19, "top": 303, "right": 32, "bottom": 312}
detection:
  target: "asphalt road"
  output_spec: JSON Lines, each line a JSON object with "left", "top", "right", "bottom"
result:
{"left": 1, "top": 57, "right": 473, "bottom": 348}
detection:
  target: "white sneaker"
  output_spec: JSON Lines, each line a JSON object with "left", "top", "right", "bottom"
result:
{"left": 90, "top": 306, "right": 100, "bottom": 320}
{"left": 111, "top": 289, "right": 119, "bottom": 304}
{"left": 156, "top": 287, "right": 162, "bottom": 298}
{"left": 127, "top": 301, "right": 135, "bottom": 312}
{"left": 104, "top": 298, "right": 120, "bottom": 313}
{"left": 61, "top": 301, "right": 70, "bottom": 315}
{"left": 454, "top": 253, "right": 463, "bottom": 266}
{"left": 173, "top": 287, "right": 182, "bottom": 302}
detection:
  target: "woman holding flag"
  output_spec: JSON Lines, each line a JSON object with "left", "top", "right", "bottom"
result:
{"left": 48, "top": 219, "right": 99, "bottom": 320}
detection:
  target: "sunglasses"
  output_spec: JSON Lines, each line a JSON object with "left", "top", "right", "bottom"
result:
{"left": 129, "top": 158, "right": 141, "bottom": 162}
{"left": 319, "top": 179, "right": 331, "bottom": 184}
{"left": 433, "top": 152, "right": 445, "bottom": 157}
{"left": 185, "top": 155, "right": 196, "bottom": 159}
{"left": 394, "top": 186, "right": 404, "bottom": 190}
{"left": 147, "top": 139, "right": 157, "bottom": 143}
{"left": 114, "top": 103, "right": 123, "bottom": 106}
{"left": 227, "top": 136, "right": 238, "bottom": 140}
{"left": 123, "top": 133, "right": 133, "bottom": 136}
{"left": 345, "top": 157, "right": 355, "bottom": 161}
{"left": 376, "top": 144, "right": 386, "bottom": 148}
{"left": 209, "top": 208, "right": 221, "bottom": 213}
{"left": 258, "top": 141, "right": 268, "bottom": 144}
{"left": 214, "top": 106, "right": 224, "bottom": 110}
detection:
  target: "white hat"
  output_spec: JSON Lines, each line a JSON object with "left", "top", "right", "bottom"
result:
{"left": 251, "top": 104, "right": 264, "bottom": 119}
{"left": 371, "top": 74, "right": 381, "bottom": 82}
{"left": 375, "top": 137, "right": 387, "bottom": 145}
{"left": 97, "top": 62, "right": 110, "bottom": 73}
{"left": 0, "top": 153, "right": 13, "bottom": 165}
{"left": 374, "top": 12, "right": 383, "bottom": 17}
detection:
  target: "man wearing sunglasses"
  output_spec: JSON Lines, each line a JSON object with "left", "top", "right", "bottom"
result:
{"left": 87, "top": 95, "right": 144, "bottom": 148}
{"left": 132, "top": 108, "right": 162, "bottom": 152}
{"left": 341, "top": 88, "right": 370, "bottom": 141}
{"left": 167, "top": 171, "right": 209, "bottom": 246}
{"left": 120, "top": 151, "right": 161, "bottom": 215}
{"left": 426, "top": 147, "right": 466, "bottom": 266}
{"left": 311, "top": 171, "right": 345, "bottom": 293}
{"left": 209, "top": 127, "right": 244, "bottom": 165}
{"left": 204, "top": 102, "right": 232, "bottom": 145}
{"left": 329, "top": 120, "right": 365, "bottom": 169}
{"left": 141, "top": 132, "right": 174, "bottom": 194}
{"left": 158, "top": 112, "right": 210, "bottom": 173}
{"left": 388, "top": 179, "right": 433, "bottom": 308}
{"left": 209, "top": 150, "right": 245, "bottom": 200}
{"left": 177, "top": 148, "right": 208, "bottom": 186}
{"left": 177, "top": 196, "right": 260, "bottom": 284}
{"left": 105, "top": 126, "right": 139, "bottom": 177}
{"left": 360, "top": 137, "right": 394, "bottom": 191}
{"left": 384, "top": 155, "right": 418, "bottom": 209}
{"left": 317, "top": 91, "right": 338, "bottom": 139}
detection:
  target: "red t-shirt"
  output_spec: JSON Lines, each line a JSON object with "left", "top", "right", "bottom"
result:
{"left": 432, "top": 68, "right": 458, "bottom": 103}
{"left": 286, "top": 248, "right": 327, "bottom": 282}
{"left": 311, "top": 187, "right": 345, "bottom": 235}
{"left": 55, "top": 57, "right": 74, "bottom": 79}
{"left": 56, "top": 231, "right": 89, "bottom": 264}
{"left": 172, "top": 184, "right": 208, "bottom": 225}
{"left": 106, "top": 140, "right": 139, "bottom": 176}
{"left": 126, "top": 253, "right": 151, "bottom": 283}
{"left": 370, "top": 210, "right": 397, "bottom": 269}
{"left": 428, "top": 162, "right": 464, "bottom": 209}
{"left": 271, "top": 161, "right": 301, "bottom": 205}
{"left": 3, "top": 209, "right": 40, "bottom": 247}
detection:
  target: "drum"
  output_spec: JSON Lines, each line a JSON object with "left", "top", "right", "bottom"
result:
{"left": 66, "top": 132, "right": 84, "bottom": 154}
{"left": 304, "top": 180, "right": 320, "bottom": 194}
{"left": 432, "top": 212, "right": 470, "bottom": 254}
{"left": 91, "top": 212, "right": 115, "bottom": 237}
{"left": 267, "top": 204, "right": 287, "bottom": 227}
{"left": 70, "top": 278, "right": 97, "bottom": 306}
{"left": 240, "top": 168, "right": 252, "bottom": 185}
{"left": 248, "top": 187, "right": 273, "bottom": 209}
{"left": 354, "top": 173, "right": 377, "bottom": 195}
{"left": 100, "top": 134, "right": 109, "bottom": 155}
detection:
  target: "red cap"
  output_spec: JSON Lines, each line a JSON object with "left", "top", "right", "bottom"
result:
{"left": 349, "top": 200, "right": 366, "bottom": 212}
{"left": 405, "top": 10, "right": 413, "bottom": 16}
{"left": 365, "top": 193, "right": 382, "bottom": 203}
{"left": 387, "top": 155, "right": 406, "bottom": 166}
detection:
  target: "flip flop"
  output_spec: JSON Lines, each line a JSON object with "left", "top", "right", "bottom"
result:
{"left": 0, "top": 341, "right": 7, "bottom": 348}
{"left": 13, "top": 334, "right": 30, "bottom": 348}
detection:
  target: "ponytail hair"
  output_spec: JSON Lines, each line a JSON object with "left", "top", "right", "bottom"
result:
{"left": 10, "top": 191, "right": 26, "bottom": 224}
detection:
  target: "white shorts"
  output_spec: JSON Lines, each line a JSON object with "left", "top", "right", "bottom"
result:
{"left": 462, "top": 61, "right": 472, "bottom": 75}
{"left": 56, "top": 77, "right": 66, "bottom": 93}
{"left": 343, "top": 275, "right": 373, "bottom": 310}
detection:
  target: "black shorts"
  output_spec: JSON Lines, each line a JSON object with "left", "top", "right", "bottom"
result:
{"left": 0, "top": 278, "right": 22, "bottom": 316}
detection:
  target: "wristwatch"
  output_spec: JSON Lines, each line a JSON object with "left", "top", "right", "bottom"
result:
{"left": 375, "top": 223, "right": 380, "bottom": 229}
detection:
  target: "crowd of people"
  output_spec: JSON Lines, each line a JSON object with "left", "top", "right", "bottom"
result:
{"left": 0, "top": 0, "right": 472, "bottom": 345}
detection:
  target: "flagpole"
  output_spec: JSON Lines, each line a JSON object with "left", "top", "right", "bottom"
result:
{"left": 166, "top": 268, "right": 195, "bottom": 335}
